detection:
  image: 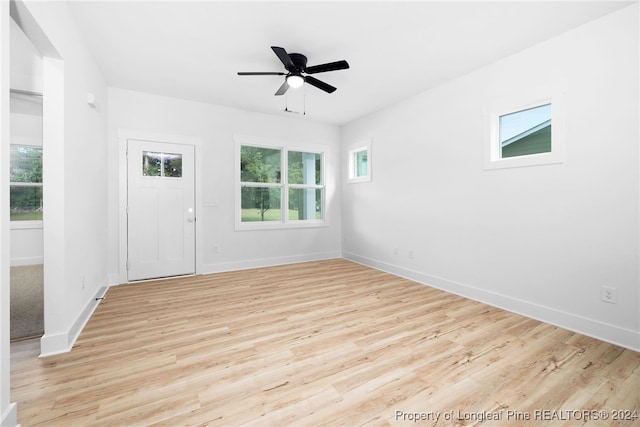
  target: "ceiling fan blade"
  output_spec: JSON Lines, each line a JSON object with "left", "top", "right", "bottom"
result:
{"left": 304, "top": 76, "right": 337, "bottom": 94}
{"left": 237, "top": 72, "right": 286, "bottom": 76}
{"left": 274, "top": 80, "right": 289, "bottom": 96}
{"left": 305, "top": 60, "right": 350, "bottom": 74}
{"left": 271, "top": 46, "right": 295, "bottom": 70}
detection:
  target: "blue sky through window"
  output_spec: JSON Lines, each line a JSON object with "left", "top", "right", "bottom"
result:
{"left": 499, "top": 103, "right": 551, "bottom": 143}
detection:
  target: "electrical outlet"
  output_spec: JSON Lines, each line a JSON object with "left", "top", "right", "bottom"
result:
{"left": 408, "top": 250, "right": 415, "bottom": 259}
{"left": 213, "top": 244, "right": 220, "bottom": 253}
{"left": 601, "top": 286, "right": 617, "bottom": 304}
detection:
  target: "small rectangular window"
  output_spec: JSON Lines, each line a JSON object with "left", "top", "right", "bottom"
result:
{"left": 348, "top": 141, "right": 372, "bottom": 183}
{"left": 143, "top": 151, "right": 182, "bottom": 177}
{"left": 353, "top": 149, "right": 368, "bottom": 177}
{"left": 484, "top": 90, "right": 565, "bottom": 170}
{"left": 10, "top": 145, "right": 43, "bottom": 221}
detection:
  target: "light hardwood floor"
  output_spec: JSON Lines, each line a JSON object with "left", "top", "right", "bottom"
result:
{"left": 11, "top": 259, "right": 640, "bottom": 426}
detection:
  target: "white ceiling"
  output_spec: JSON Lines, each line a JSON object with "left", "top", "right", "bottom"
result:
{"left": 67, "top": 1, "right": 632, "bottom": 126}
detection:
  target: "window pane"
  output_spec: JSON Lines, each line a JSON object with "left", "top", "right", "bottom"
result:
{"left": 500, "top": 104, "right": 551, "bottom": 158}
{"left": 10, "top": 146, "right": 42, "bottom": 183}
{"left": 354, "top": 149, "right": 368, "bottom": 177}
{"left": 142, "top": 151, "right": 162, "bottom": 176}
{"left": 10, "top": 186, "right": 43, "bottom": 221}
{"left": 288, "top": 151, "right": 321, "bottom": 185}
{"left": 163, "top": 153, "right": 182, "bottom": 177}
{"left": 241, "top": 187, "right": 282, "bottom": 222}
{"left": 289, "top": 188, "right": 322, "bottom": 221}
{"left": 241, "top": 146, "right": 281, "bottom": 183}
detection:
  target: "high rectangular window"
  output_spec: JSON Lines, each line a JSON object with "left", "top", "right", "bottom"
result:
{"left": 352, "top": 149, "right": 368, "bottom": 177}
{"left": 484, "top": 90, "right": 565, "bottom": 170}
{"left": 347, "top": 140, "right": 372, "bottom": 183}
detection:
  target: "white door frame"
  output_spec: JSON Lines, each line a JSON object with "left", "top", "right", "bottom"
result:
{"left": 117, "top": 129, "right": 202, "bottom": 284}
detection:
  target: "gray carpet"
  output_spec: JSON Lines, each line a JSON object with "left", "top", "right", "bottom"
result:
{"left": 10, "top": 264, "right": 44, "bottom": 340}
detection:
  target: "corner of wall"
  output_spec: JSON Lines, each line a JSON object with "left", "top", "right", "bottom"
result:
{"left": 39, "top": 285, "right": 108, "bottom": 357}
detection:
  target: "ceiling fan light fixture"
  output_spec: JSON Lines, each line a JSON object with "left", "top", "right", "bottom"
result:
{"left": 286, "top": 74, "right": 304, "bottom": 89}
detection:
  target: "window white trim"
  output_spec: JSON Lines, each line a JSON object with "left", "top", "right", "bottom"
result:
{"left": 10, "top": 136, "right": 41, "bottom": 147}
{"left": 234, "top": 134, "right": 328, "bottom": 231}
{"left": 484, "top": 87, "right": 566, "bottom": 170}
{"left": 347, "top": 139, "right": 372, "bottom": 183}
{"left": 10, "top": 220, "right": 42, "bottom": 230}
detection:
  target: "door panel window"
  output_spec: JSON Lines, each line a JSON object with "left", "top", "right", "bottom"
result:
{"left": 142, "top": 151, "right": 182, "bottom": 178}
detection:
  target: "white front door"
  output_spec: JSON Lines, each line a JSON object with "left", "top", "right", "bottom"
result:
{"left": 127, "top": 139, "right": 195, "bottom": 281}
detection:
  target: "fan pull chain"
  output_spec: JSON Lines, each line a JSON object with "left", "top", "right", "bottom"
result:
{"left": 284, "top": 91, "right": 292, "bottom": 113}
{"left": 283, "top": 88, "right": 306, "bottom": 116}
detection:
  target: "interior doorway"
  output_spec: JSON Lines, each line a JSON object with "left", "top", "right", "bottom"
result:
{"left": 9, "top": 18, "right": 44, "bottom": 341}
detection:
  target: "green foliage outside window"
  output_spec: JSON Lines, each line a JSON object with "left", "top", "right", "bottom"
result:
{"left": 10, "top": 146, "right": 43, "bottom": 221}
{"left": 240, "top": 146, "right": 323, "bottom": 223}
{"left": 240, "top": 146, "right": 281, "bottom": 183}
{"left": 241, "top": 146, "right": 282, "bottom": 221}
{"left": 10, "top": 145, "right": 42, "bottom": 183}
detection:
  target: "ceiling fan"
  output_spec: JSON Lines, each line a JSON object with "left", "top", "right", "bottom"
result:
{"left": 238, "top": 46, "right": 349, "bottom": 96}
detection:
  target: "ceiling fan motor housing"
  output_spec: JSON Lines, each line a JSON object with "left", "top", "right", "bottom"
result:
{"left": 288, "top": 53, "right": 308, "bottom": 73}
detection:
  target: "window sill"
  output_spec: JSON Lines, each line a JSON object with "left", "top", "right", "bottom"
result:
{"left": 483, "top": 151, "right": 565, "bottom": 170}
{"left": 235, "top": 220, "right": 328, "bottom": 231}
{"left": 348, "top": 176, "right": 371, "bottom": 183}
{"left": 10, "top": 220, "right": 43, "bottom": 230}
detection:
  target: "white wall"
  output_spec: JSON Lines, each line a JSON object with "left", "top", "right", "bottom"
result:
{"left": 9, "top": 17, "right": 41, "bottom": 93}
{"left": 107, "top": 88, "right": 342, "bottom": 283}
{"left": 0, "top": 2, "right": 16, "bottom": 425}
{"left": 13, "top": 1, "right": 109, "bottom": 356}
{"left": 341, "top": 4, "right": 639, "bottom": 350}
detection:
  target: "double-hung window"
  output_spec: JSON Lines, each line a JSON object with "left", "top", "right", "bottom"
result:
{"left": 237, "top": 137, "right": 326, "bottom": 229}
